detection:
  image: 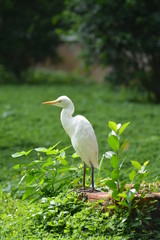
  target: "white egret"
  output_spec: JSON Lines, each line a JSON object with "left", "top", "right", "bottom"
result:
{"left": 42, "top": 96, "right": 98, "bottom": 192}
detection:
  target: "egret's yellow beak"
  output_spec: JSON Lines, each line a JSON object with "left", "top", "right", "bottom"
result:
{"left": 42, "top": 100, "right": 57, "bottom": 105}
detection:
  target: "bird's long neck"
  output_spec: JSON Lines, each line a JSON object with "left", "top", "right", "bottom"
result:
{"left": 60, "top": 102, "right": 75, "bottom": 138}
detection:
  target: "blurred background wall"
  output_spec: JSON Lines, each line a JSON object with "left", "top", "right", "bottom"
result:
{"left": 36, "top": 42, "right": 108, "bottom": 82}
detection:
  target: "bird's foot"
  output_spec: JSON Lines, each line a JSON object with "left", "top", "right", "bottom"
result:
{"left": 88, "top": 188, "right": 101, "bottom": 193}
{"left": 78, "top": 187, "right": 101, "bottom": 193}
{"left": 78, "top": 187, "right": 91, "bottom": 193}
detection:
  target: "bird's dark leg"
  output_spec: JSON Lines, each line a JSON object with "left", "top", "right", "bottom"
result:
{"left": 83, "top": 162, "right": 86, "bottom": 190}
{"left": 78, "top": 162, "right": 86, "bottom": 192}
{"left": 90, "top": 164, "right": 100, "bottom": 192}
{"left": 91, "top": 164, "right": 94, "bottom": 192}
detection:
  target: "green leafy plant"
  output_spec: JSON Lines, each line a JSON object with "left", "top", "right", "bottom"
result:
{"left": 118, "top": 159, "right": 149, "bottom": 215}
{"left": 102, "top": 121, "right": 150, "bottom": 214}
{"left": 104, "top": 121, "right": 130, "bottom": 197}
{"left": 29, "top": 190, "right": 132, "bottom": 239}
{"left": 1, "top": 189, "right": 159, "bottom": 239}
{"left": 12, "top": 143, "right": 82, "bottom": 201}
{"left": 5, "top": 119, "right": 160, "bottom": 239}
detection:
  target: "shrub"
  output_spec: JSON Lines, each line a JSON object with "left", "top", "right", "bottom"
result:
{"left": 12, "top": 144, "right": 83, "bottom": 200}
{"left": 23, "top": 68, "right": 89, "bottom": 85}
{"left": 70, "top": 0, "right": 160, "bottom": 102}
{"left": 10, "top": 121, "right": 160, "bottom": 239}
{"left": 0, "top": 65, "right": 17, "bottom": 83}
{"left": 0, "top": 67, "right": 90, "bottom": 85}
{"left": 0, "top": 0, "right": 67, "bottom": 78}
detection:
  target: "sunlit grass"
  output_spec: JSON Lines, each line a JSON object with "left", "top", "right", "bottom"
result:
{"left": 0, "top": 83, "right": 160, "bottom": 187}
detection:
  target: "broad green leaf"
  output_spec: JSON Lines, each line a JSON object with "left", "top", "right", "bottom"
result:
{"left": 46, "top": 142, "right": 61, "bottom": 154}
{"left": 35, "top": 147, "right": 47, "bottom": 153}
{"left": 108, "top": 134, "right": 119, "bottom": 152}
{"left": 111, "top": 169, "right": 119, "bottom": 181}
{"left": 112, "top": 190, "right": 120, "bottom": 201}
{"left": 68, "top": 167, "right": 78, "bottom": 171}
{"left": 118, "top": 192, "right": 127, "bottom": 198}
{"left": 13, "top": 164, "right": 20, "bottom": 169}
{"left": 143, "top": 160, "right": 149, "bottom": 167}
{"left": 110, "top": 155, "right": 119, "bottom": 169}
{"left": 12, "top": 149, "right": 32, "bottom": 158}
{"left": 98, "top": 199, "right": 105, "bottom": 203}
{"left": 58, "top": 167, "right": 70, "bottom": 173}
{"left": 138, "top": 166, "right": 147, "bottom": 174}
{"left": 26, "top": 174, "right": 35, "bottom": 186}
{"left": 104, "top": 151, "right": 115, "bottom": 159}
{"left": 118, "top": 122, "right": 130, "bottom": 136}
{"left": 129, "top": 193, "right": 135, "bottom": 202}
{"left": 47, "top": 145, "right": 70, "bottom": 155}
{"left": 131, "top": 161, "right": 141, "bottom": 170}
{"left": 47, "top": 149, "right": 59, "bottom": 155}
{"left": 126, "top": 190, "right": 135, "bottom": 203}
{"left": 60, "top": 159, "right": 68, "bottom": 165}
{"left": 134, "top": 183, "right": 140, "bottom": 192}
{"left": 106, "top": 179, "right": 117, "bottom": 190}
{"left": 118, "top": 201, "right": 128, "bottom": 207}
{"left": 22, "top": 187, "right": 35, "bottom": 200}
{"left": 72, "top": 152, "right": 79, "bottom": 158}
{"left": 107, "top": 205, "right": 116, "bottom": 209}
{"left": 108, "top": 121, "right": 117, "bottom": 132}
{"left": 60, "top": 151, "right": 65, "bottom": 159}
{"left": 103, "top": 212, "right": 109, "bottom": 217}
{"left": 129, "top": 170, "right": 136, "bottom": 182}
{"left": 42, "top": 160, "right": 54, "bottom": 168}
{"left": 39, "top": 179, "right": 44, "bottom": 185}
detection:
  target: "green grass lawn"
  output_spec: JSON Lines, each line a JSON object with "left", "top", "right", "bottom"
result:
{"left": 0, "top": 84, "right": 160, "bottom": 184}
{"left": 0, "top": 83, "right": 160, "bottom": 238}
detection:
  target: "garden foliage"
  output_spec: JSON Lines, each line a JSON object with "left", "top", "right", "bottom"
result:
{"left": 70, "top": 0, "right": 160, "bottom": 101}
{"left": 0, "top": 84, "right": 160, "bottom": 239}
{"left": 12, "top": 143, "right": 83, "bottom": 201}
{"left": 8, "top": 121, "right": 160, "bottom": 239}
{"left": 103, "top": 121, "right": 150, "bottom": 215}
{"left": 0, "top": 0, "right": 67, "bottom": 77}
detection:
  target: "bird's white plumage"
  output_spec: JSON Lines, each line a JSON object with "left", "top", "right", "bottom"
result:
{"left": 69, "top": 115, "right": 98, "bottom": 168}
{"left": 43, "top": 96, "right": 99, "bottom": 169}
